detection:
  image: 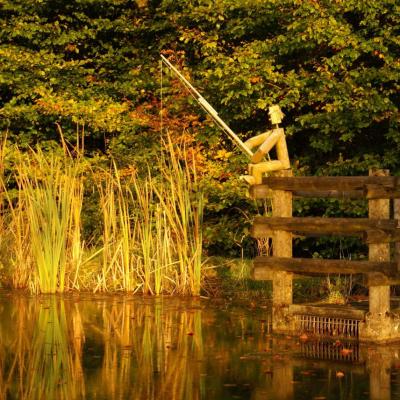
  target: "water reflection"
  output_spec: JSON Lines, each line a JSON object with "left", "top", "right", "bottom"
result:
{"left": 0, "top": 293, "right": 399, "bottom": 399}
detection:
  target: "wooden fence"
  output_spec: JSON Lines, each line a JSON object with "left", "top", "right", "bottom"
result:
{"left": 250, "top": 169, "right": 400, "bottom": 342}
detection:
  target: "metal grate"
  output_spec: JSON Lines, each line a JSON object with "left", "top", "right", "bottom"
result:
{"left": 299, "top": 340, "right": 359, "bottom": 362}
{"left": 295, "top": 314, "right": 360, "bottom": 339}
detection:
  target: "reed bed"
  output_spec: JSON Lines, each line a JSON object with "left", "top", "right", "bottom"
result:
{"left": 95, "top": 137, "right": 203, "bottom": 295}
{"left": 12, "top": 148, "right": 85, "bottom": 293}
{"left": 154, "top": 138, "right": 204, "bottom": 295}
{"left": 0, "top": 136, "right": 204, "bottom": 295}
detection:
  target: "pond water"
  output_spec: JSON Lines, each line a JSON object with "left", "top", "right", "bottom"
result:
{"left": 0, "top": 292, "right": 399, "bottom": 400}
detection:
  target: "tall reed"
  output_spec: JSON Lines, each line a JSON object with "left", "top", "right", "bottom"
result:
{"left": 0, "top": 137, "right": 32, "bottom": 288}
{"left": 96, "top": 166, "right": 138, "bottom": 292}
{"left": 96, "top": 137, "right": 204, "bottom": 295}
{"left": 154, "top": 137, "right": 204, "bottom": 295}
{"left": 7, "top": 189, "right": 33, "bottom": 289}
{"left": 15, "top": 148, "right": 84, "bottom": 293}
{"left": 131, "top": 176, "right": 159, "bottom": 294}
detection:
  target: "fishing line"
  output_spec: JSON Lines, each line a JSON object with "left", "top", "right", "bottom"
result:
{"left": 160, "top": 59, "right": 163, "bottom": 134}
{"left": 160, "top": 55, "right": 253, "bottom": 159}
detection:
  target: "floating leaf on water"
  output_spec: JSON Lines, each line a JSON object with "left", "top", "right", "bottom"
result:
{"left": 300, "top": 370, "right": 313, "bottom": 376}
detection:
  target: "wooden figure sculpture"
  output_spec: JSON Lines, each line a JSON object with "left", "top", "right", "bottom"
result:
{"left": 242, "top": 105, "right": 291, "bottom": 185}
{"left": 160, "top": 55, "right": 290, "bottom": 185}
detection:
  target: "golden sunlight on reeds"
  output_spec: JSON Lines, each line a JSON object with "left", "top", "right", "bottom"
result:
{"left": 0, "top": 135, "right": 204, "bottom": 295}
{"left": 16, "top": 149, "right": 84, "bottom": 293}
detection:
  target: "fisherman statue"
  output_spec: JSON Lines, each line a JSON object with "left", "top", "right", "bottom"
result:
{"left": 160, "top": 55, "right": 290, "bottom": 184}
{"left": 242, "top": 105, "right": 291, "bottom": 185}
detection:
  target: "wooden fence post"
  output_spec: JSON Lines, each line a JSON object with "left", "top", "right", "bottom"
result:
{"left": 368, "top": 169, "right": 391, "bottom": 315}
{"left": 395, "top": 198, "right": 400, "bottom": 272}
{"left": 359, "top": 169, "right": 400, "bottom": 341}
{"left": 271, "top": 169, "right": 293, "bottom": 332}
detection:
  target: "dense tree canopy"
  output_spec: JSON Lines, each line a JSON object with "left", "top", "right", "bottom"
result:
{"left": 1, "top": 0, "right": 399, "bottom": 255}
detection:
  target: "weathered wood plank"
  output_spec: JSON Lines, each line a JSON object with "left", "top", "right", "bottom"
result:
{"left": 253, "top": 257, "right": 397, "bottom": 277}
{"left": 394, "top": 198, "right": 400, "bottom": 273}
{"left": 364, "top": 184, "right": 400, "bottom": 199}
{"left": 252, "top": 217, "right": 397, "bottom": 238}
{"left": 364, "top": 229, "right": 400, "bottom": 244}
{"left": 289, "top": 304, "right": 366, "bottom": 320}
{"left": 250, "top": 176, "right": 400, "bottom": 199}
{"left": 294, "top": 189, "right": 362, "bottom": 198}
{"left": 250, "top": 185, "right": 363, "bottom": 199}
{"left": 263, "top": 176, "right": 399, "bottom": 190}
{"left": 250, "top": 269, "right": 317, "bottom": 280}
{"left": 366, "top": 273, "right": 400, "bottom": 286}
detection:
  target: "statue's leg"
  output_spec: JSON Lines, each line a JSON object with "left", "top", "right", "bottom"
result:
{"left": 244, "top": 130, "right": 273, "bottom": 151}
{"left": 276, "top": 133, "right": 290, "bottom": 169}
{"left": 247, "top": 160, "right": 285, "bottom": 184}
{"left": 251, "top": 129, "right": 283, "bottom": 163}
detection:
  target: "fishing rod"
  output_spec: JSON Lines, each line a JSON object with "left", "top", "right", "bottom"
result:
{"left": 160, "top": 54, "right": 253, "bottom": 159}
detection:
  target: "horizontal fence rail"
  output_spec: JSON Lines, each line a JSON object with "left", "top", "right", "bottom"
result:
{"left": 250, "top": 176, "right": 400, "bottom": 199}
{"left": 253, "top": 256, "right": 397, "bottom": 277}
{"left": 251, "top": 216, "right": 399, "bottom": 243}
